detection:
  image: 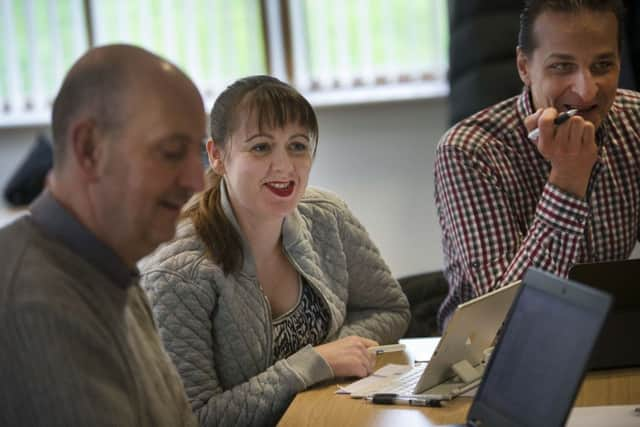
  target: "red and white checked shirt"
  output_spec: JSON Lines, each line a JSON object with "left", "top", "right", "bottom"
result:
{"left": 435, "top": 88, "right": 640, "bottom": 329}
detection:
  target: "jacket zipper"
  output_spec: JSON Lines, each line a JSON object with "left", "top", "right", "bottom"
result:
{"left": 253, "top": 277, "right": 274, "bottom": 368}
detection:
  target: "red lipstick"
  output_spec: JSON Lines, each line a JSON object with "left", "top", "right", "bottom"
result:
{"left": 265, "top": 181, "right": 294, "bottom": 197}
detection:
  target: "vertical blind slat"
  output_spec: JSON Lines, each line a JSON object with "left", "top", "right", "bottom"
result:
{"left": 287, "top": 0, "right": 310, "bottom": 90}
{"left": 333, "top": 0, "right": 351, "bottom": 87}
{"left": 245, "top": 0, "right": 261, "bottom": 75}
{"left": 115, "top": 0, "right": 128, "bottom": 42}
{"left": 90, "top": 0, "right": 104, "bottom": 44}
{"left": 433, "top": 0, "right": 446, "bottom": 73}
{"left": 379, "top": 0, "right": 397, "bottom": 81}
{"left": 313, "top": 0, "right": 332, "bottom": 88}
{"left": 224, "top": 2, "right": 238, "bottom": 82}
{"left": 139, "top": 0, "right": 152, "bottom": 50}
{"left": 264, "top": 0, "right": 287, "bottom": 81}
{"left": 47, "top": 0, "right": 65, "bottom": 101}
{"left": 161, "top": 0, "right": 177, "bottom": 60}
{"left": 184, "top": 0, "right": 201, "bottom": 86}
{"left": 356, "top": 0, "right": 373, "bottom": 85}
{"left": 26, "top": 0, "right": 44, "bottom": 112}
{"left": 71, "top": 0, "right": 87, "bottom": 63}
{"left": 205, "top": 0, "right": 223, "bottom": 98}
{"left": 3, "top": 0, "right": 22, "bottom": 113}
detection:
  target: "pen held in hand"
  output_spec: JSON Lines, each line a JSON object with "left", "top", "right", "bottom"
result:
{"left": 527, "top": 108, "right": 579, "bottom": 140}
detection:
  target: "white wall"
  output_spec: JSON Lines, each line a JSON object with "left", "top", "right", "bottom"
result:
{"left": 310, "top": 98, "right": 450, "bottom": 277}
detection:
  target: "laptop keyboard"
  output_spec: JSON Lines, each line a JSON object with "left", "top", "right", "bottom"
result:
{"left": 375, "top": 365, "right": 425, "bottom": 394}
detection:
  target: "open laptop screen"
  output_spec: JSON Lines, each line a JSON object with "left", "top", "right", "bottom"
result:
{"left": 569, "top": 259, "right": 640, "bottom": 369}
{"left": 468, "top": 269, "right": 611, "bottom": 427}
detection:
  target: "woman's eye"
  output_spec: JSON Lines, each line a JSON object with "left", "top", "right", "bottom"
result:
{"left": 289, "top": 142, "right": 309, "bottom": 152}
{"left": 251, "top": 143, "right": 270, "bottom": 153}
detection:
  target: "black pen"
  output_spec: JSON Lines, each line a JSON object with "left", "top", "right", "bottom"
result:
{"left": 366, "top": 393, "right": 442, "bottom": 407}
{"left": 527, "top": 108, "right": 579, "bottom": 140}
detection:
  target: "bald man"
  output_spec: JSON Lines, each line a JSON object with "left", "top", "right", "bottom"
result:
{"left": 0, "top": 45, "right": 205, "bottom": 426}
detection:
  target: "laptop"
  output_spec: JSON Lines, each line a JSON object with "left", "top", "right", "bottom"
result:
{"left": 352, "top": 280, "right": 521, "bottom": 400}
{"left": 445, "top": 268, "right": 612, "bottom": 427}
{"left": 569, "top": 259, "right": 640, "bottom": 370}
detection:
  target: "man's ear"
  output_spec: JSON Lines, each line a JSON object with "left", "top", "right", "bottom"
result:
{"left": 516, "top": 46, "right": 532, "bottom": 87}
{"left": 69, "top": 119, "right": 104, "bottom": 181}
{"left": 206, "top": 139, "right": 225, "bottom": 175}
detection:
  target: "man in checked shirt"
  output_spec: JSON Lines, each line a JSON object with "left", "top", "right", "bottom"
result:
{"left": 435, "top": 0, "right": 640, "bottom": 330}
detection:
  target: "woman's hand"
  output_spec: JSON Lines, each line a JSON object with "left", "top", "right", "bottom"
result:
{"left": 314, "top": 336, "right": 378, "bottom": 378}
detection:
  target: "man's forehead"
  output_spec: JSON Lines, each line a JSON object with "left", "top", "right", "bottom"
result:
{"left": 117, "top": 100, "right": 205, "bottom": 147}
{"left": 532, "top": 9, "right": 618, "bottom": 52}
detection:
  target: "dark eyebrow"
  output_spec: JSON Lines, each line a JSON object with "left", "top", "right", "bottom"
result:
{"left": 245, "top": 133, "right": 273, "bottom": 143}
{"left": 547, "top": 52, "right": 617, "bottom": 62}
{"left": 290, "top": 133, "right": 310, "bottom": 141}
{"left": 594, "top": 52, "right": 618, "bottom": 60}
{"left": 547, "top": 53, "right": 576, "bottom": 61}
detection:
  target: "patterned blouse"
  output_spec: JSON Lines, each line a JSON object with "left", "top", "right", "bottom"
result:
{"left": 272, "top": 276, "right": 330, "bottom": 361}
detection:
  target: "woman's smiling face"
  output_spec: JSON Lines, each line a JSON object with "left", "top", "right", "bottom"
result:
{"left": 208, "top": 113, "right": 314, "bottom": 224}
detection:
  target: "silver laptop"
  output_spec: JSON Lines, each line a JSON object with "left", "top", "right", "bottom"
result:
{"left": 353, "top": 280, "right": 520, "bottom": 400}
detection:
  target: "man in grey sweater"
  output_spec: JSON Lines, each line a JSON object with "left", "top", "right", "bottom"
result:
{"left": 0, "top": 44, "right": 206, "bottom": 426}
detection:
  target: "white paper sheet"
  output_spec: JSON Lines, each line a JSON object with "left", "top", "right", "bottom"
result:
{"left": 566, "top": 405, "right": 640, "bottom": 427}
{"left": 335, "top": 363, "right": 419, "bottom": 396}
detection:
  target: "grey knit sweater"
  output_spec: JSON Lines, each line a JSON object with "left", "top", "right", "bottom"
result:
{"left": 140, "top": 186, "right": 410, "bottom": 427}
{"left": 0, "top": 196, "right": 196, "bottom": 427}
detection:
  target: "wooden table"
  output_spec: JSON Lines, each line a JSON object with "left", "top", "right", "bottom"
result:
{"left": 278, "top": 349, "right": 640, "bottom": 426}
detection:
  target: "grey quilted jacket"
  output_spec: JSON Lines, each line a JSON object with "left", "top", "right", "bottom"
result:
{"left": 140, "top": 186, "right": 410, "bottom": 427}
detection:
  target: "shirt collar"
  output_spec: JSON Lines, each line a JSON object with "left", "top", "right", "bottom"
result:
{"left": 516, "top": 86, "right": 536, "bottom": 120}
{"left": 30, "top": 191, "right": 138, "bottom": 288}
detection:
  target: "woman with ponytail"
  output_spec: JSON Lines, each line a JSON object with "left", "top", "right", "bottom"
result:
{"left": 140, "top": 75, "right": 409, "bottom": 427}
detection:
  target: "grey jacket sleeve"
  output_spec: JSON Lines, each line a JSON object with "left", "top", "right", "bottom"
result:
{"left": 0, "top": 304, "right": 137, "bottom": 427}
{"left": 142, "top": 270, "right": 333, "bottom": 427}
{"left": 334, "top": 201, "right": 411, "bottom": 343}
